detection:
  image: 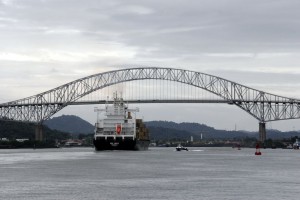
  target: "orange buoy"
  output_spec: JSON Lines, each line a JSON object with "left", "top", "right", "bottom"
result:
{"left": 255, "top": 143, "right": 262, "bottom": 155}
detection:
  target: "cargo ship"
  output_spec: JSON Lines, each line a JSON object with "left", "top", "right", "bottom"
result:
{"left": 93, "top": 93, "right": 150, "bottom": 151}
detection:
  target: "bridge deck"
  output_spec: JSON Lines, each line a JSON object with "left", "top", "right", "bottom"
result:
{"left": 1, "top": 99, "right": 298, "bottom": 107}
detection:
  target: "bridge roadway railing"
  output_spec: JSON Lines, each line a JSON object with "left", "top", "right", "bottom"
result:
{"left": 0, "top": 67, "right": 300, "bottom": 124}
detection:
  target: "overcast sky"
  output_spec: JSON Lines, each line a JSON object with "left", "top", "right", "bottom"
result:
{"left": 1, "top": 0, "right": 300, "bottom": 131}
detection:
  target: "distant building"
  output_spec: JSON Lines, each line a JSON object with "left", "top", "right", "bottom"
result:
{"left": 293, "top": 139, "right": 300, "bottom": 149}
{"left": 16, "top": 138, "right": 29, "bottom": 142}
{"left": 63, "top": 139, "right": 83, "bottom": 147}
{"left": 149, "top": 143, "right": 157, "bottom": 147}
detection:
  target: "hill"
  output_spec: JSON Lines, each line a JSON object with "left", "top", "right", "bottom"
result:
{"left": 146, "top": 121, "right": 300, "bottom": 140}
{"left": 44, "top": 115, "right": 94, "bottom": 134}
{"left": 145, "top": 121, "right": 256, "bottom": 139}
{"left": 0, "top": 120, "right": 70, "bottom": 140}
{"left": 43, "top": 115, "right": 300, "bottom": 140}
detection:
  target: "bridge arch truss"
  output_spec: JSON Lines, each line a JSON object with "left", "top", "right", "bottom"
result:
{"left": 1, "top": 67, "right": 300, "bottom": 124}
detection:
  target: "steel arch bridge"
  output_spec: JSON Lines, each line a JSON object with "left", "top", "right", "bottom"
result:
{"left": 1, "top": 67, "right": 300, "bottom": 140}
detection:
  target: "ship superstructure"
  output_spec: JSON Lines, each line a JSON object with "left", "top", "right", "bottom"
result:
{"left": 93, "top": 93, "right": 149, "bottom": 150}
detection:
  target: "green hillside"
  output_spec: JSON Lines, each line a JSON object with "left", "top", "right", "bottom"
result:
{"left": 42, "top": 115, "right": 300, "bottom": 140}
{"left": 44, "top": 115, "right": 94, "bottom": 134}
{"left": 0, "top": 120, "right": 70, "bottom": 141}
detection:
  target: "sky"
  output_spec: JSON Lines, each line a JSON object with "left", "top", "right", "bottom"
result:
{"left": 1, "top": 0, "right": 300, "bottom": 131}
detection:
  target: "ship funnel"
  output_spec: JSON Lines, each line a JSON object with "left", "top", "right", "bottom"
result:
{"left": 128, "top": 112, "right": 132, "bottom": 119}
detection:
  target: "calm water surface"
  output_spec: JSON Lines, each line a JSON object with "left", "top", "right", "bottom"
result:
{"left": 0, "top": 147, "right": 300, "bottom": 200}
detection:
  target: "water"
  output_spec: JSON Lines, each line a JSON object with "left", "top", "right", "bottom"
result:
{"left": 1, "top": 147, "right": 300, "bottom": 200}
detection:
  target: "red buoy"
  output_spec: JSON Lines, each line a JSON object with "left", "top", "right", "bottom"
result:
{"left": 255, "top": 143, "right": 262, "bottom": 155}
{"left": 116, "top": 124, "right": 122, "bottom": 135}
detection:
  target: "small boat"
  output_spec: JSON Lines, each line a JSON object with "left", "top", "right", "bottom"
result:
{"left": 176, "top": 144, "right": 188, "bottom": 151}
{"left": 233, "top": 144, "right": 241, "bottom": 150}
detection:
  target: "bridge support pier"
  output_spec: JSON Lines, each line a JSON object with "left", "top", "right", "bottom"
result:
{"left": 35, "top": 124, "right": 43, "bottom": 141}
{"left": 259, "top": 122, "right": 266, "bottom": 142}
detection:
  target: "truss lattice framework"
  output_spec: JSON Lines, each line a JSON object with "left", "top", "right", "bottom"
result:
{"left": 0, "top": 67, "right": 300, "bottom": 123}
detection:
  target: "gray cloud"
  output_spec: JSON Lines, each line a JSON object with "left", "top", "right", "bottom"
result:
{"left": 1, "top": 0, "right": 300, "bottom": 131}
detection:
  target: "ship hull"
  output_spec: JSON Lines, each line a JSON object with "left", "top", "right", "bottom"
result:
{"left": 93, "top": 138, "right": 149, "bottom": 151}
